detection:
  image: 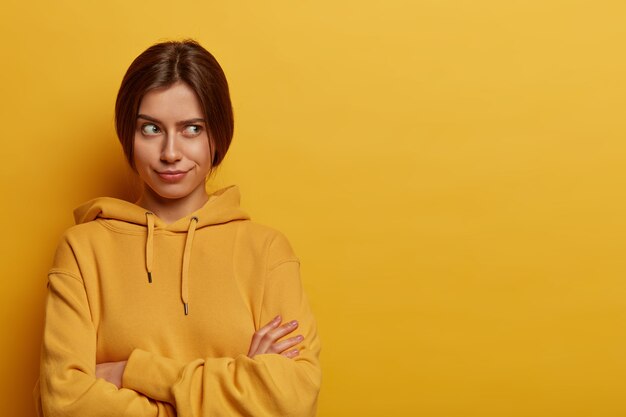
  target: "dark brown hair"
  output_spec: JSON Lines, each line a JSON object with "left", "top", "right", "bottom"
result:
{"left": 115, "top": 39, "right": 234, "bottom": 170}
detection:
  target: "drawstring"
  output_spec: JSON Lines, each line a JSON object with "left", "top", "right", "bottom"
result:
{"left": 145, "top": 212, "right": 154, "bottom": 283}
{"left": 181, "top": 216, "right": 198, "bottom": 316}
{"left": 143, "top": 212, "right": 198, "bottom": 315}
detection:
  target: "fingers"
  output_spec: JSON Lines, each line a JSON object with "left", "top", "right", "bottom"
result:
{"left": 247, "top": 316, "right": 304, "bottom": 358}
{"left": 281, "top": 349, "right": 300, "bottom": 359}
{"left": 247, "top": 315, "right": 281, "bottom": 356}
{"left": 270, "top": 334, "right": 304, "bottom": 354}
{"left": 255, "top": 320, "right": 300, "bottom": 355}
{"left": 95, "top": 363, "right": 105, "bottom": 379}
{"left": 94, "top": 361, "right": 126, "bottom": 389}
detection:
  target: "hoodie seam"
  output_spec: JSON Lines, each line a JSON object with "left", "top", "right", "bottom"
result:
{"left": 268, "top": 258, "right": 300, "bottom": 271}
{"left": 267, "top": 233, "right": 300, "bottom": 271}
{"left": 96, "top": 220, "right": 146, "bottom": 236}
{"left": 232, "top": 222, "right": 256, "bottom": 325}
{"left": 256, "top": 233, "right": 276, "bottom": 329}
{"left": 48, "top": 268, "right": 97, "bottom": 326}
{"left": 97, "top": 219, "right": 197, "bottom": 236}
{"left": 257, "top": 237, "right": 271, "bottom": 329}
{"left": 265, "top": 233, "right": 279, "bottom": 275}
{"left": 258, "top": 234, "right": 300, "bottom": 327}
{"left": 48, "top": 268, "right": 83, "bottom": 284}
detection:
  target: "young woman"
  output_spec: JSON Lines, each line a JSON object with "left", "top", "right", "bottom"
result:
{"left": 36, "top": 40, "right": 321, "bottom": 417}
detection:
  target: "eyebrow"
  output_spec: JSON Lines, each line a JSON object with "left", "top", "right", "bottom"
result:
{"left": 137, "top": 114, "right": 207, "bottom": 125}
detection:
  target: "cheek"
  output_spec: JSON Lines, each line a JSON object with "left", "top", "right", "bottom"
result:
{"left": 133, "top": 138, "right": 153, "bottom": 170}
{"left": 189, "top": 138, "right": 213, "bottom": 166}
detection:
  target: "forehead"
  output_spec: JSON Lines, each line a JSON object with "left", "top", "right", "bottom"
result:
{"left": 138, "top": 82, "right": 204, "bottom": 120}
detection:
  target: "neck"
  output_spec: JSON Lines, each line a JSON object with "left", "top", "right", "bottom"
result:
{"left": 136, "top": 185, "right": 209, "bottom": 225}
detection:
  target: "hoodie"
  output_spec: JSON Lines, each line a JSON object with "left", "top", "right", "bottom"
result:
{"left": 36, "top": 185, "right": 321, "bottom": 417}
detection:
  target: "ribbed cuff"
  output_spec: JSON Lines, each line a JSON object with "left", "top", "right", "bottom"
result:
{"left": 122, "top": 349, "right": 183, "bottom": 403}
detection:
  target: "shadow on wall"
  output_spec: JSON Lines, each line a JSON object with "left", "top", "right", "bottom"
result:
{"left": 25, "top": 130, "right": 139, "bottom": 416}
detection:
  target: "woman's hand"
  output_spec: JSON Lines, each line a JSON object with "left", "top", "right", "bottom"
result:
{"left": 247, "top": 315, "right": 304, "bottom": 359}
{"left": 95, "top": 360, "right": 127, "bottom": 389}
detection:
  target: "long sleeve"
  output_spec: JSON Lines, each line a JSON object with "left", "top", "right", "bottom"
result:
{"left": 38, "top": 244, "right": 176, "bottom": 417}
{"left": 122, "top": 233, "right": 322, "bottom": 417}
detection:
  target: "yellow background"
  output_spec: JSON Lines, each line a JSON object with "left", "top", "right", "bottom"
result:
{"left": 2, "top": 1, "right": 626, "bottom": 416}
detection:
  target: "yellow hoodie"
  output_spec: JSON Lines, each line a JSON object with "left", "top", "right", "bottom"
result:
{"left": 36, "top": 185, "right": 321, "bottom": 417}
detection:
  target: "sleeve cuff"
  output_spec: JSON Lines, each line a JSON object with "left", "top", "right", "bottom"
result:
{"left": 122, "top": 349, "right": 184, "bottom": 403}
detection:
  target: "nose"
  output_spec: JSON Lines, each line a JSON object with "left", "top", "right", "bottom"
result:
{"left": 160, "top": 132, "right": 182, "bottom": 163}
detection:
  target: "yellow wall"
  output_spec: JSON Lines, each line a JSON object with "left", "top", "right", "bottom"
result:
{"left": 2, "top": 1, "right": 626, "bottom": 416}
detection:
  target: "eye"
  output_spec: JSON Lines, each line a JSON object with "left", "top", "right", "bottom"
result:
{"left": 141, "top": 123, "right": 161, "bottom": 136}
{"left": 183, "top": 125, "right": 203, "bottom": 137}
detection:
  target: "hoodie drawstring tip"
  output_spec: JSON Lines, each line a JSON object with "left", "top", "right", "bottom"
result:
{"left": 147, "top": 271, "right": 152, "bottom": 283}
{"left": 184, "top": 303, "right": 189, "bottom": 316}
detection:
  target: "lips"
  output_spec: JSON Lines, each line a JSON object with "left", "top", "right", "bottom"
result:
{"left": 155, "top": 169, "right": 190, "bottom": 183}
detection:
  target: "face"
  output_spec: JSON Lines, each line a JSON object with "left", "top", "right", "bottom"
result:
{"left": 133, "top": 81, "right": 213, "bottom": 204}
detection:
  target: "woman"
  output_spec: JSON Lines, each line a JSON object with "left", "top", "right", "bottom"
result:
{"left": 36, "top": 40, "right": 321, "bottom": 417}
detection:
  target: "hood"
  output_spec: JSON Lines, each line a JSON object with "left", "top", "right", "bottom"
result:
{"left": 73, "top": 185, "right": 250, "bottom": 316}
{"left": 74, "top": 184, "right": 249, "bottom": 230}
